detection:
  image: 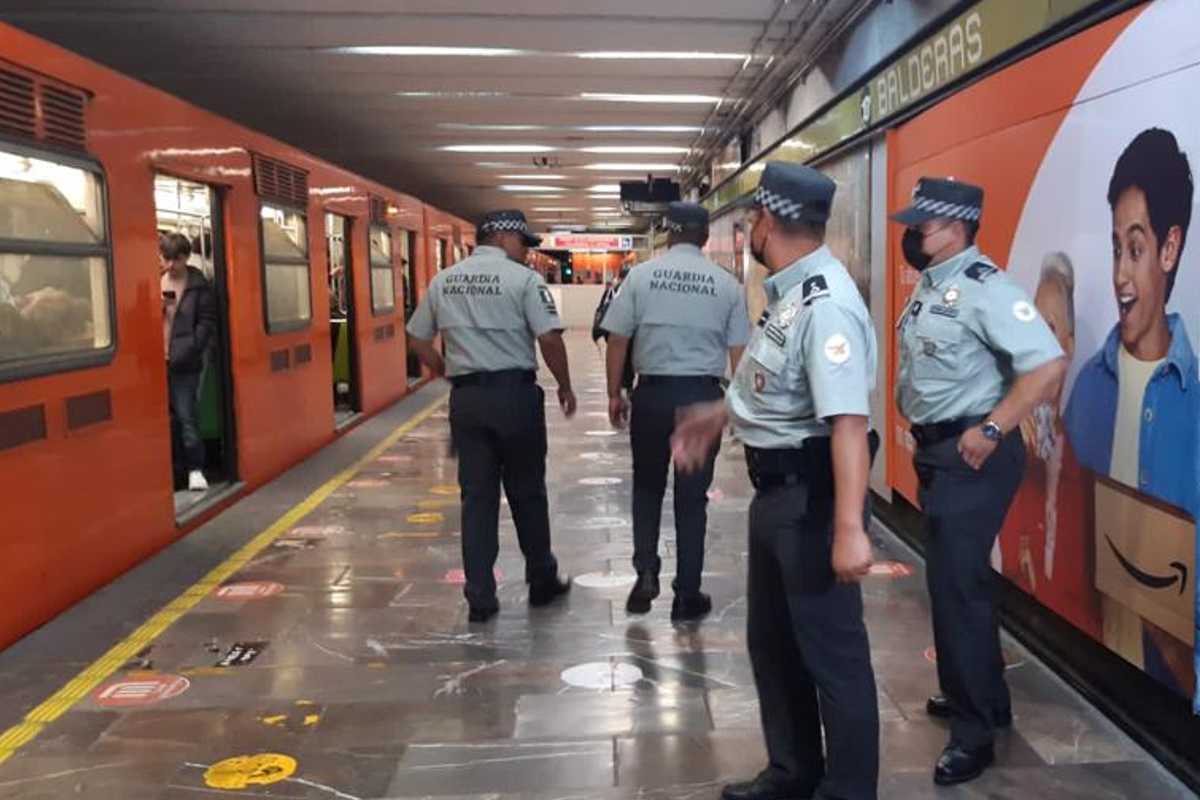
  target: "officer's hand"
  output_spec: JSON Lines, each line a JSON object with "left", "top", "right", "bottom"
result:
{"left": 958, "top": 426, "right": 998, "bottom": 470}
{"left": 832, "top": 524, "right": 873, "bottom": 583}
{"left": 558, "top": 387, "right": 577, "bottom": 418}
{"left": 608, "top": 394, "right": 630, "bottom": 429}
{"left": 671, "top": 401, "right": 728, "bottom": 472}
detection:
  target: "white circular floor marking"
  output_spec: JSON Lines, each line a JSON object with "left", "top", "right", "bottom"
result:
{"left": 561, "top": 662, "right": 643, "bottom": 689}
{"left": 578, "top": 476, "right": 622, "bottom": 486}
{"left": 575, "top": 572, "right": 638, "bottom": 589}
{"left": 585, "top": 430, "right": 618, "bottom": 437}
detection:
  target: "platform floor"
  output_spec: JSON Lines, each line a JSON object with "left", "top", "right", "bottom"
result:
{"left": 0, "top": 334, "right": 1190, "bottom": 799}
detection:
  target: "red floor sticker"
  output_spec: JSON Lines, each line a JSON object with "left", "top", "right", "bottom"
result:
{"left": 215, "top": 581, "right": 285, "bottom": 600}
{"left": 93, "top": 674, "right": 190, "bottom": 707}
{"left": 442, "top": 568, "right": 504, "bottom": 584}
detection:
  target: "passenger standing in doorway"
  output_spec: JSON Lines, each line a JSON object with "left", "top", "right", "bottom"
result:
{"left": 892, "top": 178, "right": 1065, "bottom": 785}
{"left": 160, "top": 233, "right": 217, "bottom": 492}
{"left": 406, "top": 209, "right": 575, "bottom": 623}
{"left": 601, "top": 202, "right": 750, "bottom": 620}
{"left": 672, "top": 163, "right": 879, "bottom": 800}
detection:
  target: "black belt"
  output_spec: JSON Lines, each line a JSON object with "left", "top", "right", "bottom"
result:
{"left": 637, "top": 374, "right": 721, "bottom": 387}
{"left": 449, "top": 369, "right": 536, "bottom": 388}
{"left": 910, "top": 414, "right": 986, "bottom": 448}
{"left": 744, "top": 438, "right": 831, "bottom": 492}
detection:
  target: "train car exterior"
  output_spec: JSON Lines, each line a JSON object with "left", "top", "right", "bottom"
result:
{"left": 0, "top": 22, "right": 471, "bottom": 648}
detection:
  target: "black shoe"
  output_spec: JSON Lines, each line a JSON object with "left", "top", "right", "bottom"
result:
{"left": 926, "top": 695, "right": 1012, "bottom": 727}
{"left": 721, "top": 772, "right": 813, "bottom": 800}
{"left": 529, "top": 574, "right": 571, "bottom": 607}
{"left": 625, "top": 571, "right": 660, "bottom": 614}
{"left": 670, "top": 592, "right": 712, "bottom": 622}
{"left": 468, "top": 605, "right": 499, "bottom": 623}
{"left": 933, "top": 744, "right": 994, "bottom": 786}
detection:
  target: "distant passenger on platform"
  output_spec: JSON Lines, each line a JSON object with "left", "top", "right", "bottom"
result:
{"left": 600, "top": 202, "right": 750, "bottom": 621}
{"left": 892, "top": 178, "right": 1066, "bottom": 785}
{"left": 672, "top": 163, "right": 879, "bottom": 800}
{"left": 161, "top": 232, "right": 217, "bottom": 492}
{"left": 591, "top": 265, "right": 634, "bottom": 391}
{"left": 406, "top": 209, "right": 575, "bottom": 623}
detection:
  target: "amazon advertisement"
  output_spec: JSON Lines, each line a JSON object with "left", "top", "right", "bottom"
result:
{"left": 886, "top": 0, "right": 1200, "bottom": 706}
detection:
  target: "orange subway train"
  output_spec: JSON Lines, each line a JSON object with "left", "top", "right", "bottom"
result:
{"left": 0, "top": 22, "right": 474, "bottom": 648}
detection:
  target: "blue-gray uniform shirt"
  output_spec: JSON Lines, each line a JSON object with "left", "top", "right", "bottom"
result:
{"left": 895, "top": 245, "right": 1063, "bottom": 425}
{"left": 728, "top": 246, "right": 877, "bottom": 448}
{"left": 600, "top": 243, "right": 751, "bottom": 376}
{"left": 406, "top": 245, "right": 563, "bottom": 377}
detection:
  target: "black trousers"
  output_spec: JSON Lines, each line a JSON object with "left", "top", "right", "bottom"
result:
{"left": 914, "top": 431, "right": 1025, "bottom": 749}
{"left": 449, "top": 380, "right": 558, "bottom": 609}
{"left": 746, "top": 458, "right": 878, "bottom": 800}
{"left": 629, "top": 376, "right": 723, "bottom": 594}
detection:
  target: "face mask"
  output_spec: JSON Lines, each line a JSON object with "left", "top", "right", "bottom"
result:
{"left": 750, "top": 217, "right": 768, "bottom": 267}
{"left": 901, "top": 227, "right": 933, "bottom": 271}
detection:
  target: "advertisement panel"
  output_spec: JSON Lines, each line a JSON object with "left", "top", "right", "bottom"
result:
{"left": 886, "top": 0, "right": 1200, "bottom": 705}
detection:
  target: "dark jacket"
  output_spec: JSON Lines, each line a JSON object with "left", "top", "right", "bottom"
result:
{"left": 168, "top": 267, "right": 217, "bottom": 373}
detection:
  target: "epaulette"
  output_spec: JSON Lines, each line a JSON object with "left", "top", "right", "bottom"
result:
{"left": 802, "top": 274, "right": 830, "bottom": 305}
{"left": 964, "top": 262, "right": 997, "bottom": 282}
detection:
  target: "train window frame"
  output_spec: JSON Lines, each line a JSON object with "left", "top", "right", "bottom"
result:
{"left": 368, "top": 223, "right": 396, "bottom": 316}
{"left": 258, "top": 201, "right": 312, "bottom": 335}
{"left": 0, "top": 137, "right": 116, "bottom": 385}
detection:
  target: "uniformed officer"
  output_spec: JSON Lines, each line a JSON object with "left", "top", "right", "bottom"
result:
{"left": 891, "top": 178, "right": 1066, "bottom": 785}
{"left": 600, "top": 202, "right": 751, "bottom": 621}
{"left": 407, "top": 209, "right": 575, "bottom": 623}
{"left": 673, "top": 163, "right": 879, "bottom": 800}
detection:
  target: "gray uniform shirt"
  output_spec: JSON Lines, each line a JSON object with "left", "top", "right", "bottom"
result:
{"left": 728, "top": 246, "right": 877, "bottom": 448}
{"left": 895, "top": 245, "right": 1063, "bottom": 425}
{"left": 600, "top": 243, "right": 751, "bottom": 376}
{"left": 406, "top": 245, "right": 562, "bottom": 377}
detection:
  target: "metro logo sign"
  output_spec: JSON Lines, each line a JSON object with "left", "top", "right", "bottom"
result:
{"left": 539, "top": 233, "right": 634, "bottom": 251}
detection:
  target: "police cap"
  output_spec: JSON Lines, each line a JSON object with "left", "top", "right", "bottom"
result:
{"left": 662, "top": 201, "right": 709, "bottom": 233}
{"left": 891, "top": 177, "right": 983, "bottom": 226}
{"left": 477, "top": 209, "right": 542, "bottom": 247}
{"left": 733, "top": 161, "right": 836, "bottom": 224}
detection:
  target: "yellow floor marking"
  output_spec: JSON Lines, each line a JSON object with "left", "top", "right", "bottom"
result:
{"left": 405, "top": 511, "right": 444, "bottom": 524}
{"left": 377, "top": 531, "right": 441, "bottom": 540}
{"left": 204, "top": 753, "right": 297, "bottom": 789}
{"left": 416, "top": 498, "right": 459, "bottom": 509}
{"left": 0, "top": 393, "right": 447, "bottom": 766}
{"left": 428, "top": 484, "right": 460, "bottom": 496}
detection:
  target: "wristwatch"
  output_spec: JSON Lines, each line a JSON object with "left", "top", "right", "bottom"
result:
{"left": 981, "top": 420, "right": 1003, "bottom": 442}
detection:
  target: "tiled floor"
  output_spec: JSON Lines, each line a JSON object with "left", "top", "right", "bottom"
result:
{"left": 0, "top": 334, "right": 1191, "bottom": 799}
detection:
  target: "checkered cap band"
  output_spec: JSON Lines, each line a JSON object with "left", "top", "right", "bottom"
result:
{"left": 912, "top": 195, "right": 981, "bottom": 221}
{"left": 754, "top": 185, "right": 810, "bottom": 222}
{"left": 480, "top": 217, "right": 531, "bottom": 235}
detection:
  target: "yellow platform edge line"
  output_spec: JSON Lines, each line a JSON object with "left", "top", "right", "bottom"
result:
{"left": 0, "top": 392, "right": 449, "bottom": 765}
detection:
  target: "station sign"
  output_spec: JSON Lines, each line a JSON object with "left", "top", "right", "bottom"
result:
{"left": 539, "top": 233, "right": 635, "bottom": 251}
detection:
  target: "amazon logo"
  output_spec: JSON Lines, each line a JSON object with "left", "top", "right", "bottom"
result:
{"left": 1105, "top": 535, "right": 1189, "bottom": 595}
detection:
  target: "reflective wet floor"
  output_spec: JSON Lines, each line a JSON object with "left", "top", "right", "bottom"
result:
{"left": 0, "top": 334, "right": 1190, "bottom": 799}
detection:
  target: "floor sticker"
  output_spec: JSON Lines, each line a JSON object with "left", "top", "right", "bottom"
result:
{"left": 578, "top": 477, "right": 622, "bottom": 486}
{"left": 561, "top": 662, "right": 643, "bottom": 689}
{"left": 442, "top": 568, "right": 504, "bottom": 585}
{"left": 575, "top": 572, "right": 637, "bottom": 589}
{"left": 204, "top": 753, "right": 297, "bottom": 790}
{"left": 214, "top": 582, "right": 284, "bottom": 600}
{"left": 429, "top": 484, "right": 460, "bottom": 496}
{"left": 407, "top": 512, "right": 445, "bottom": 524}
{"left": 216, "top": 641, "right": 268, "bottom": 668}
{"left": 93, "top": 674, "right": 189, "bottom": 707}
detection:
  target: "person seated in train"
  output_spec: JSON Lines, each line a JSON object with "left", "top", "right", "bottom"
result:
{"left": 1062, "top": 127, "right": 1197, "bottom": 696}
{"left": 0, "top": 253, "right": 93, "bottom": 358}
{"left": 160, "top": 233, "right": 217, "bottom": 492}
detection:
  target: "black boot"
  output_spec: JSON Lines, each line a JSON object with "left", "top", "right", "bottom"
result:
{"left": 721, "top": 770, "right": 814, "bottom": 800}
{"left": 934, "top": 743, "right": 994, "bottom": 786}
{"left": 529, "top": 574, "right": 571, "bottom": 607}
{"left": 671, "top": 591, "right": 712, "bottom": 622}
{"left": 625, "top": 571, "right": 660, "bottom": 614}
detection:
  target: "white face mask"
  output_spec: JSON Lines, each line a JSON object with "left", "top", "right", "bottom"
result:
{"left": 1032, "top": 401, "right": 1057, "bottom": 461}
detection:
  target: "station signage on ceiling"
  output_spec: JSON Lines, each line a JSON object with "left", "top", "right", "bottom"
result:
{"left": 539, "top": 233, "right": 635, "bottom": 251}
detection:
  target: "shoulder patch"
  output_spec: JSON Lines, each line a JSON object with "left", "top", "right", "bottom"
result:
{"left": 964, "top": 262, "right": 997, "bottom": 282}
{"left": 802, "top": 274, "right": 830, "bottom": 305}
{"left": 537, "top": 285, "right": 558, "bottom": 313}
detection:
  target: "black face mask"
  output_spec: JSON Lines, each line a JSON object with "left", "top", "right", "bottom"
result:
{"left": 901, "top": 227, "right": 933, "bottom": 271}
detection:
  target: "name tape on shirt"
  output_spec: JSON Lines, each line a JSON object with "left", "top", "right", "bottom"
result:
{"left": 444, "top": 273, "right": 501, "bottom": 296}
{"left": 648, "top": 269, "right": 718, "bottom": 297}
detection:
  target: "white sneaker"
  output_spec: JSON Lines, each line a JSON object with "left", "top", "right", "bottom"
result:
{"left": 188, "top": 470, "right": 209, "bottom": 492}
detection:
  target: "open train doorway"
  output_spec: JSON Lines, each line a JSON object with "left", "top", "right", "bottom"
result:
{"left": 324, "top": 213, "right": 361, "bottom": 427}
{"left": 154, "top": 174, "right": 238, "bottom": 521}
{"left": 400, "top": 229, "right": 421, "bottom": 384}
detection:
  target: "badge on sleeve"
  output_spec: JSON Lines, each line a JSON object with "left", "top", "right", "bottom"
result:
{"left": 802, "top": 275, "right": 829, "bottom": 305}
{"left": 942, "top": 286, "right": 960, "bottom": 306}
{"left": 1012, "top": 300, "right": 1037, "bottom": 322}
{"left": 777, "top": 304, "right": 799, "bottom": 328}
{"left": 823, "top": 333, "right": 851, "bottom": 364}
{"left": 538, "top": 286, "right": 558, "bottom": 314}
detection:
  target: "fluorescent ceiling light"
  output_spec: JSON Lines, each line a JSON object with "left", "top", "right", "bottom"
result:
{"left": 333, "top": 46, "right": 530, "bottom": 57}
{"left": 396, "top": 90, "right": 510, "bottom": 99}
{"left": 583, "top": 163, "right": 681, "bottom": 171}
{"left": 578, "top": 125, "right": 703, "bottom": 133}
{"left": 575, "top": 51, "right": 747, "bottom": 60}
{"left": 589, "top": 184, "right": 621, "bottom": 192}
{"left": 589, "top": 194, "right": 621, "bottom": 200}
{"left": 440, "top": 144, "right": 555, "bottom": 153}
{"left": 474, "top": 161, "right": 525, "bottom": 168}
{"left": 499, "top": 184, "right": 564, "bottom": 192}
{"left": 497, "top": 174, "right": 567, "bottom": 180}
{"left": 533, "top": 207, "right": 582, "bottom": 211}
{"left": 438, "top": 123, "right": 548, "bottom": 131}
{"left": 516, "top": 194, "right": 568, "bottom": 199}
{"left": 580, "top": 146, "right": 689, "bottom": 154}
{"left": 578, "top": 92, "right": 722, "bottom": 104}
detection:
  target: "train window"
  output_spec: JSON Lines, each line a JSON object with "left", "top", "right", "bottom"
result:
{"left": 260, "top": 203, "right": 311, "bottom": 332}
{"left": 368, "top": 225, "right": 395, "bottom": 315}
{"left": 0, "top": 146, "right": 113, "bottom": 380}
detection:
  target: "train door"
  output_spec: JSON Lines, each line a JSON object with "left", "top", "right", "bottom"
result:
{"left": 154, "top": 174, "right": 237, "bottom": 520}
{"left": 324, "top": 213, "right": 360, "bottom": 426}
{"left": 400, "top": 229, "right": 421, "bottom": 384}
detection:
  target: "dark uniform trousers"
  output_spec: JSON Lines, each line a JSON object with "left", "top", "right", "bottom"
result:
{"left": 629, "top": 375, "right": 723, "bottom": 594}
{"left": 449, "top": 376, "right": 558, "bottom": 609}
{"left": 746, "top": 439, "right": 879, "bottom": 800}
{"left": 914, "top": 431, "right": 1025, "bottom": 750}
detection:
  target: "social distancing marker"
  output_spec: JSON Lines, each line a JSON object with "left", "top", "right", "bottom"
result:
{"left": 347, "top": 478, "right": 389, "bottom": 489}
{"left": 575, "top": 572, "right": 637, "bottom": 590}
{"left": 442, "top": 568, "right": 503, "bottom": 585}
{"left": 578, "top": 477, "right": 622, "bottom": 486}
{"left": 204, "top": 753, "right": 297, "bottom": 790}
{"left": 215, "top": 581, "right": 284, "bottom": 600}
{"left": 417, "top": 498, "right": 459, "bottom": 509}
{"left": 406, "top": 512, "right": 444, "bottom": 524}
{"left": 561, "top": 662, "right": 643, "bottom": 690}
{"left": 93, "top": 674, "right": 189, "bottom": 708}
{"left": 0, "top": 394, "right": 449, "bottom": 765}
{"left": 378, "top": 531, "right": 441, "bottom": 541}
{"left": 429, "top": 484, "right": 460, "bottom": 496}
